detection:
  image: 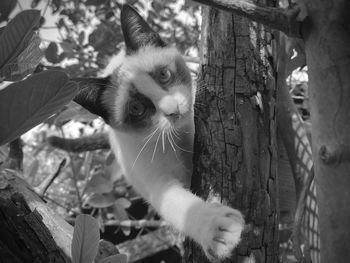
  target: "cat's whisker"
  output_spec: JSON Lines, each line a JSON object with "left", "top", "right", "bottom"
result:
{"left": 144, "top": 127, "right": 160, "bottom": 141}
{"left": 171, "top": 136, "right": 193, "bottom": 153}
{"left": 169, "top": 130, "right": 180, "bottom": 154}
{"left": 151, "top": 131, "right": 162, "bottom": 162}
{"left": 161, "top": 129, "right": 166, "bottom": 153}
{"left": 167, "top": 131, "right": 176, "bottom": 153}
{"left": 132, "top": 127, "right": 159, "bottom": 169}
{"left": 171, "top": 127, "right": 181, "bottom": 141}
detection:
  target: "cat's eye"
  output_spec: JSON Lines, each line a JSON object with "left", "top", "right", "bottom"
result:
{"left": 128, "top": 100, "right": 146, "bottom": 117}
{"left": 158, "top": 68, "right": 172, "bottom": 83}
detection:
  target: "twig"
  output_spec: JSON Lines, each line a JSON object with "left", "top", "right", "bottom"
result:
{"left": 43, "top": 194, "right": 78, "bottom": 215}
{"left": 17, "top": 1, "right": 23, "bottom": 11}
{"left": 105, "top": 219, "right": 169, "bottom": 228}
{"left": 192, "top": 0, "right": 303, "bottom": 38}
{"left": 59, "top": 128, "right": 83, "bottom": 211}
{"left": 35, "top": 159, "right": 66, "bottom": 197}
{"left": 292, "top": 166, "right": 314, "bottom": 263}
{"left": 42, "top": 0, "right": 51, "bottom": 18}
{"left": 117, "top": 228, "right": 179, "bottom": 263}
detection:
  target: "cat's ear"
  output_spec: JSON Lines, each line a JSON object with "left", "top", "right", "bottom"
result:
{"left": 120, "top": 4, "right": 166, "bottom": 53}
{"left": 72, "top": 77, "right": 113, "bottom": 124}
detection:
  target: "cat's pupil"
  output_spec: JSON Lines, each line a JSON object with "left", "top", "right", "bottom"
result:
{"left": 159, "top": 68, "right": 171, "bottom": 82}
{"left": 129, "top": 101, "right": 146, "bottom": 116}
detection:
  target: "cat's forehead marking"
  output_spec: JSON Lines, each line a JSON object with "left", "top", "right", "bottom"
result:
{"left": 121, "top": 46, "right": 181, "bottom": 73}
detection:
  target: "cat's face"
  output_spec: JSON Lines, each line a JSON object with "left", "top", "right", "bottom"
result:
{"left": 74, "top": 5, "right": 193, "bottom": 135}
{"left": 107, "top": 45, "right": 193, "bottom": 133}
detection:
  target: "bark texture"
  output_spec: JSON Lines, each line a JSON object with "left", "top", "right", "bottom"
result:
{"left": 183, "top": 5, "right": 278, "bottom": 263}
{"left": 302, "top": 1, "right": 350, "bottom": 262}
{"left": 0, "top": 170, "right": 73, "bottom": 263}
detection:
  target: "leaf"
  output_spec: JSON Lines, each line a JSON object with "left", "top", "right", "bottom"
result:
{"left": 78, "top": 31, "right": 85, "bottom": 44}
{"left": 72, "top": 214, "right": 100, "bottom": 263}
{"left": 0, "top": 71, "right": 78, "bottom": 145}
{"left": 115, "top": 198, "right": 131, "bottom": 209}
{"left": 54, "top": 101, "right": 98, "bottom": 125}
{"left": 85, "top": 0, "right": 108, "bottom": 6}
{"left": 99, "top": 254, "right": 128, "bottom": 263}
{"left": 113, "top": 203, "right": 128, "bottom": 221}
{"left": 2, "top": 32, "right": 44, "bottom": 81}
{"left": 60, "top": 41, "right": 75, "bottom": 57}
{"left": 105, "top": 152, "right": 115, "bottom": 166}
{"left": 85, "top": 193, "right": 116, "bottom": 208}
{"left": 85, "top": 171, "right": 113, "bottom": 194}
{"left": 45, "top": 42, "right": 61, "bottom": 64}
{"left": 0, "top": 0, "right": 17, "bottom": 22}
{"left": 0, "top": 10, "right": 41, "bottom": 73}
{"left": 112, "top": 202, "right": 130, "bottom": 236}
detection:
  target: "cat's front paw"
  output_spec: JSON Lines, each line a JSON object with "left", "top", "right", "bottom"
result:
{"left": 200, "top": 204, "right": 244, "bottom": 262}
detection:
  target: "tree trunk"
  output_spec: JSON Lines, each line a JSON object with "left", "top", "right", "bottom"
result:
{"left": 183, "top": 5, "right": 278, "bottom": 263}
{"left": 302, "top": 1, "right": 350, "bottom": 262}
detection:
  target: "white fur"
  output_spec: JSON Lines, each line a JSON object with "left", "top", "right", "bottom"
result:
{"left": 107, "top": 46, "right": 245, "bottom": 261}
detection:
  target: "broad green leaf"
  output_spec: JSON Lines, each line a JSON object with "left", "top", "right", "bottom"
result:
{"left": 72, "top": 214, "right": 100, "bottom": 263}
{"left": 114, "top": 202, "right": 131, "bottom": 236}
{"left": 115, "top": 198, "right": 131, "bottom": 209}
{"left": 0, "top": 0, "right": 17, "bottom": 22}
{"left": 85, "top": 172, "right": 113, "bottom": 194}
{"left": 112, "top": 204, "right": 128, "bottom": 221}
{"left": 99, "top": 254, "right": 128, "bottom": 263}
{"left": 45, "top": 42, "right": 61, "bottom": 64}
{"left": 2, "top": 32, "right": 44, "bottom": 81}
{"left": 0, "top": 10, "right": 41, "bottom": 74}
{"left": 0, "top": 70, "right": 78, "bottom": 145}
{"left": 85, "top": 193, "right": 116, "bottom": 208}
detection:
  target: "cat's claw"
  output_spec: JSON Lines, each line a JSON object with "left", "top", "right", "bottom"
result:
{"left": 200, "top": 204, "right": 245, "bottom": 262}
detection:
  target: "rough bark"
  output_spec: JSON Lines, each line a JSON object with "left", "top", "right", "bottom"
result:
{"left": 183, "top": 5, "right": 278, "bottom": 263}
{"left": 0, "top": 170, "right": 73, "bottom": 263}
{"left": 301, "top": 1, "right": 350, "bottom": 262}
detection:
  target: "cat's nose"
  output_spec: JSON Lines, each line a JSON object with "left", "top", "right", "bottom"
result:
{"left": 165, "top": 108, "right": 180, "bottom": 121}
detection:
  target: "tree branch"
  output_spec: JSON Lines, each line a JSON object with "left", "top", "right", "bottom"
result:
{"left": 192, "top": 0, "right": 302, "bottom": 38}
{"left": 117, "top": 228, "right": 179, "bottom": 263}
{"left": 104, "top": 219, "right": 169, "bottom": 228}
{"left": 35, "top": 159, "right": 67, "bottom": 197}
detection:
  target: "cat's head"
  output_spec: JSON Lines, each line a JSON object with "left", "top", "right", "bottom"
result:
{"left": 74, "top": 4, "right": 193, "bottom": 134}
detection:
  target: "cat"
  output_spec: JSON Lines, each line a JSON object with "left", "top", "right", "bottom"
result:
{"left": 73, "top": 4, "right": 245, "bottom": 261}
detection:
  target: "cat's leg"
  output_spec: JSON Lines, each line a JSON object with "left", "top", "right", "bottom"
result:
{"left": 148, "top": 179, "right": 245, "bottom": 261}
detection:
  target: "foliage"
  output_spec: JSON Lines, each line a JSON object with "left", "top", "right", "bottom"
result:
{"left": 0, "top": 71, "right": 77, "bottom": 145}
{"left": 33, "top": 0, "right": 200, "bottom": 77}
{"left": 0, "top": 8, "right": 78, "bottom": 145}
{"left": 72, "top": 214, "right": 127, "bottom": 263}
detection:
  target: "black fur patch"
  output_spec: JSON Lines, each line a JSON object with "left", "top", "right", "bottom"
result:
{"left": 72, "top": 77, "right": 112, "bottom": 123}
{"left": 121, "top": 4, "right": 166, "bottom": 54}
{"left": 122, "top": 88, "right": 156, "bottom": 130}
